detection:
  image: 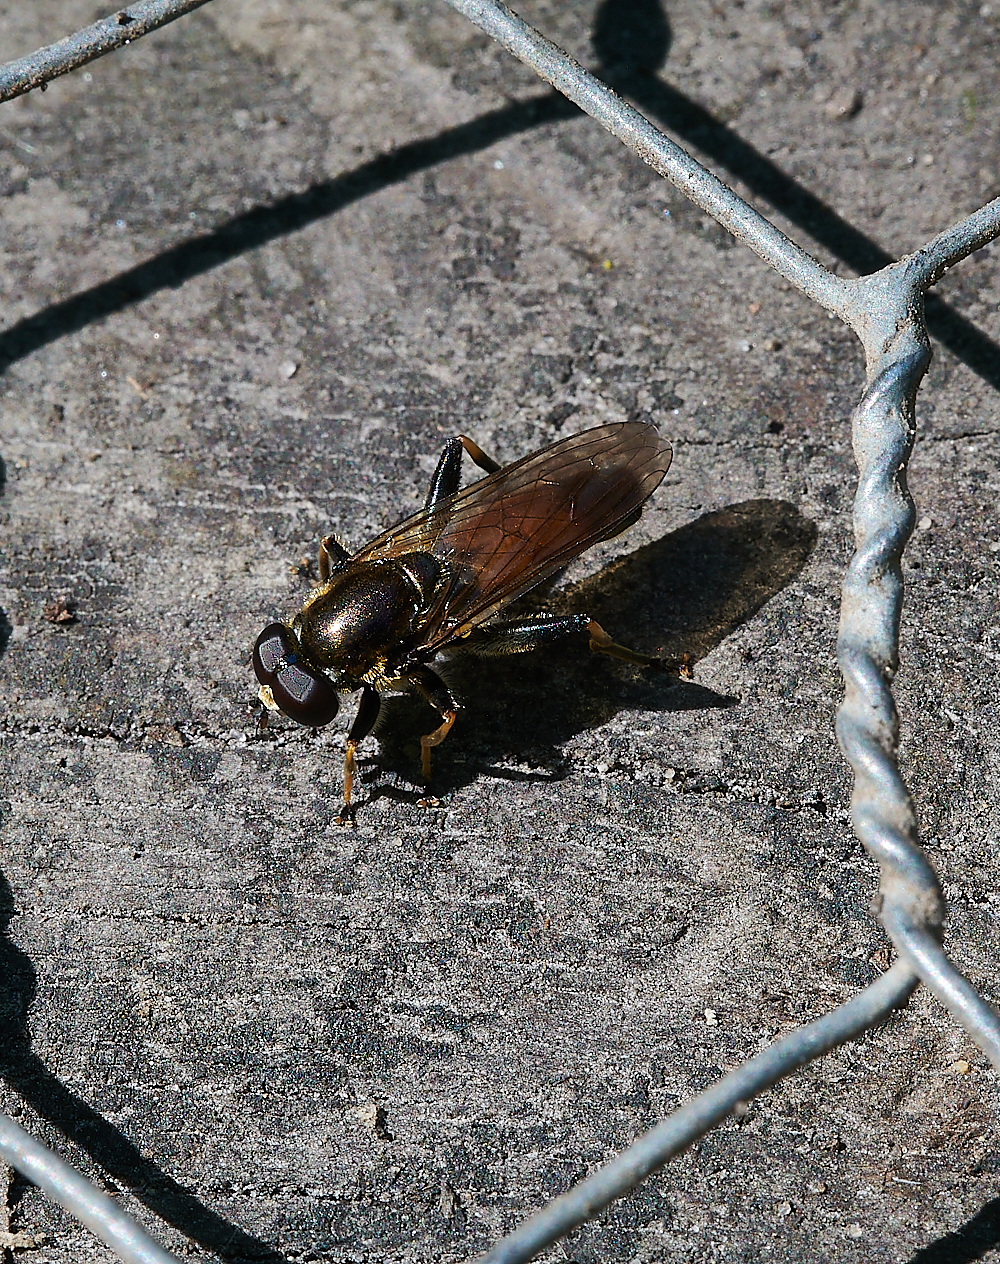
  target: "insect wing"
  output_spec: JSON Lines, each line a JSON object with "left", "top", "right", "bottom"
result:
{"left": 355, "top": 421, "right": 671, "bottom": 651}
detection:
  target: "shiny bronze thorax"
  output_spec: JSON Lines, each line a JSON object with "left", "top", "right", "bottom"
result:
{"left": 292, "top": 552, "right": 444, "bottom": 685}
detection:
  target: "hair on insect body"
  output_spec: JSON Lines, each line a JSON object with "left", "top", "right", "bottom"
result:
{"left": 253, "top": 420, "right": 673, "bottom": 824}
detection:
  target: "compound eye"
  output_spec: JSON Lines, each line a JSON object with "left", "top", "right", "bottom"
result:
{"left": 252, "top": 623, "right": 340, "bottom": 727}
{"left": 253, "top": 623, "right": 293, "bottom": 685}
{"left": 271, "top": 660, "right": 340, "bottom": 727}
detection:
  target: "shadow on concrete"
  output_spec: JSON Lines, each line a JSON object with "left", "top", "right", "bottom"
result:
{"left": 0, "top": 875, "right": 287, "bottom": 1260}
{"left": 371, "top": 498, "right": 816, "bottom": 795}
{"left": 563, "top": 496, "right": 818, "bottom": 663}
{"left": 590, "top": 0, "right": 1000, "bottom": 388}
{"left": 0, "top": 2, "right": 997, "bottom": 389}
{"left": 0, "top": 93, "right": 576, "bottom": 372}
{"left": 909, "top": 1197, "right": 1000, "bottom": 1264}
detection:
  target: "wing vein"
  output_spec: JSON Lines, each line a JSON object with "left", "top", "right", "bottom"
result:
{"left": 355, "top": 422, "right": 672, "bottom": 649}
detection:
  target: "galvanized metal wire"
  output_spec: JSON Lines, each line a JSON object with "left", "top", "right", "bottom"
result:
{"left": 0, "top": 0, "right": 216, "bottom": 105}
{"left": 435, "top": 1, "right": 1000, "bottom": 1259}
{"left": 475, "top": 961, "right": 919, "bottom": 1264}
{"left": 0, "top": 1113, "right": 180, "bottom": 1264}
{"left": 1, "top": 1, "right": 999, "bottom": 1262}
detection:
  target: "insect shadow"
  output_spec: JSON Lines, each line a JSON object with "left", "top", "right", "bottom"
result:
{"left": 908, "top": 1195, "right": 1000, "bottom": 1264}
{"left": 369, "top": 497, "right": 817, "bottom": 796}
{"left": 0, "top": 868, "right": 288, "bottom": 1257}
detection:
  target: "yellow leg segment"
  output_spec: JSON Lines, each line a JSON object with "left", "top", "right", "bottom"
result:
{"left": 459, "top": 435, "right": 501, "bottom": 474}
{"left": 420, "top": 709, "right": 457, "bottom": 784}
{"left": 587, "top": 619, "right": 660, "bottom": 667}
{"left": 335, "top": 739, "right": 359, "bottom": 827}
{"left": 587, "top": 620, "right": 693, "bottom": 677}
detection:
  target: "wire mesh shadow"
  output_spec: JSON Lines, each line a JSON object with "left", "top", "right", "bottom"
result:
{"left": 0, "top": 873, "right": 287, "bottom": 1263}
{"left": 0, "top": 93, "right": 575, "bottom": 374}
{"left": 1, "top": 0, "right": 998, "bottom": 395}
{"left": 0, "top": 447, "right": 10, "bottom": 659}
{"left": 592, "top": 0, "right": 1000, "bottom": 390}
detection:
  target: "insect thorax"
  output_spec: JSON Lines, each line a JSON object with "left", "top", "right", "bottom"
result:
{"left": 292, "top": 552, "right": 445, "bottom": 684}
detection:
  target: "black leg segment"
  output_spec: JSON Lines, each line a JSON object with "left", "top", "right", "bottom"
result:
{"left": 318, "top": 534, "right": 352, "bottom": 582}
{"left": 424, "top": 435, "right": 502, "bottom": 510}
{"left": 463, "top": 613, "right": 591, "bottom": 656}
{"left": 424, "top": 437, "right": 464, "bottom": 509}
{"left": 348, "top": 685, "right": 382, "bottom": 743}
{"left": 464, "top": 612, "right": 666, "bottom": 669}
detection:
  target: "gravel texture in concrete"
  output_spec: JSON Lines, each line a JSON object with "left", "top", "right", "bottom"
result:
{"left": 0, "top": 1, "right": 999, "bottom": 1261}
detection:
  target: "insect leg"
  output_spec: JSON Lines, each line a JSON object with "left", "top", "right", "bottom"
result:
{"left": 424, "top": 435, "right": 502, "bottom": 509}
{"left": 459, "top": 435, "right": 501, "bottom": 475}
{"left": 466, "top": 613, "right": 668, "bottom": 670}
{"left": 406, "top": 665, "right": 459, "bottom": 789}
{"left": 464, "top": 613, "right": 592, "bottom": 655}
{"left": 336, "top": 686, "right": 381, "bottom": 826}
{"left": 586, "top": 619, "right": 664, "bottom": 669}
{"left": 318, "top": 534, "right": 352, "bottom": 582}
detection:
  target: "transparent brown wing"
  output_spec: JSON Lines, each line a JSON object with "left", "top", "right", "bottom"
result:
{"left": 355, "top": 421, "right": 672, "bottom": 652}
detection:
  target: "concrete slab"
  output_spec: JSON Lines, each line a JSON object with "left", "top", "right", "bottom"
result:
{"left": 0, "top": 1, "right": 998, "bottom": 1260}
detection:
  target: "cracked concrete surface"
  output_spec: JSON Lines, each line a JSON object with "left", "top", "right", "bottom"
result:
{"left": 0, "top": 0, "right": 999, "bottom": 1260}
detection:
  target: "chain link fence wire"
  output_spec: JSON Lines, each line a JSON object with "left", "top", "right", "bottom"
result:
{"left": 0, "top": 1112, "right": 179, "bottom": 1264}
{"left": 0, "top": 0, "right": 214, "bottom": 104}
{"left": 1, "top": 1, "right": 999, "bottom": 1262}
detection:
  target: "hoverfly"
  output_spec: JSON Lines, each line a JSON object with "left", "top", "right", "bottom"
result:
{"left": 253, "top": 420, "right": 672, "bottom": 823}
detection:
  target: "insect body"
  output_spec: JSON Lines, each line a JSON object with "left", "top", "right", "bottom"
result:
{"left": 253, "top": 420, "right": 672, "bottom": 823}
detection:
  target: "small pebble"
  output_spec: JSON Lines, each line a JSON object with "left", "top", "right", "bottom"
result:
{"left": 917, "top": 516, "right": 932, "bottom": 531}
{"left": 950, "top": 1059, "right": 972, "bottom": 1074}
{"left": 824, "top": 87, "right": 863, "bottom": 120}
{"left": 704, "top": 1008, "right": 718, "bottom": 1026}
{"left": 0, "top": 1232, "right": 51, "bottom": 1250}
{"left": 279, "top": 360, "right": 298, "bottom": 379}
{"left": 846, "top": 1223, "right": 863, "bottom": 1240}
